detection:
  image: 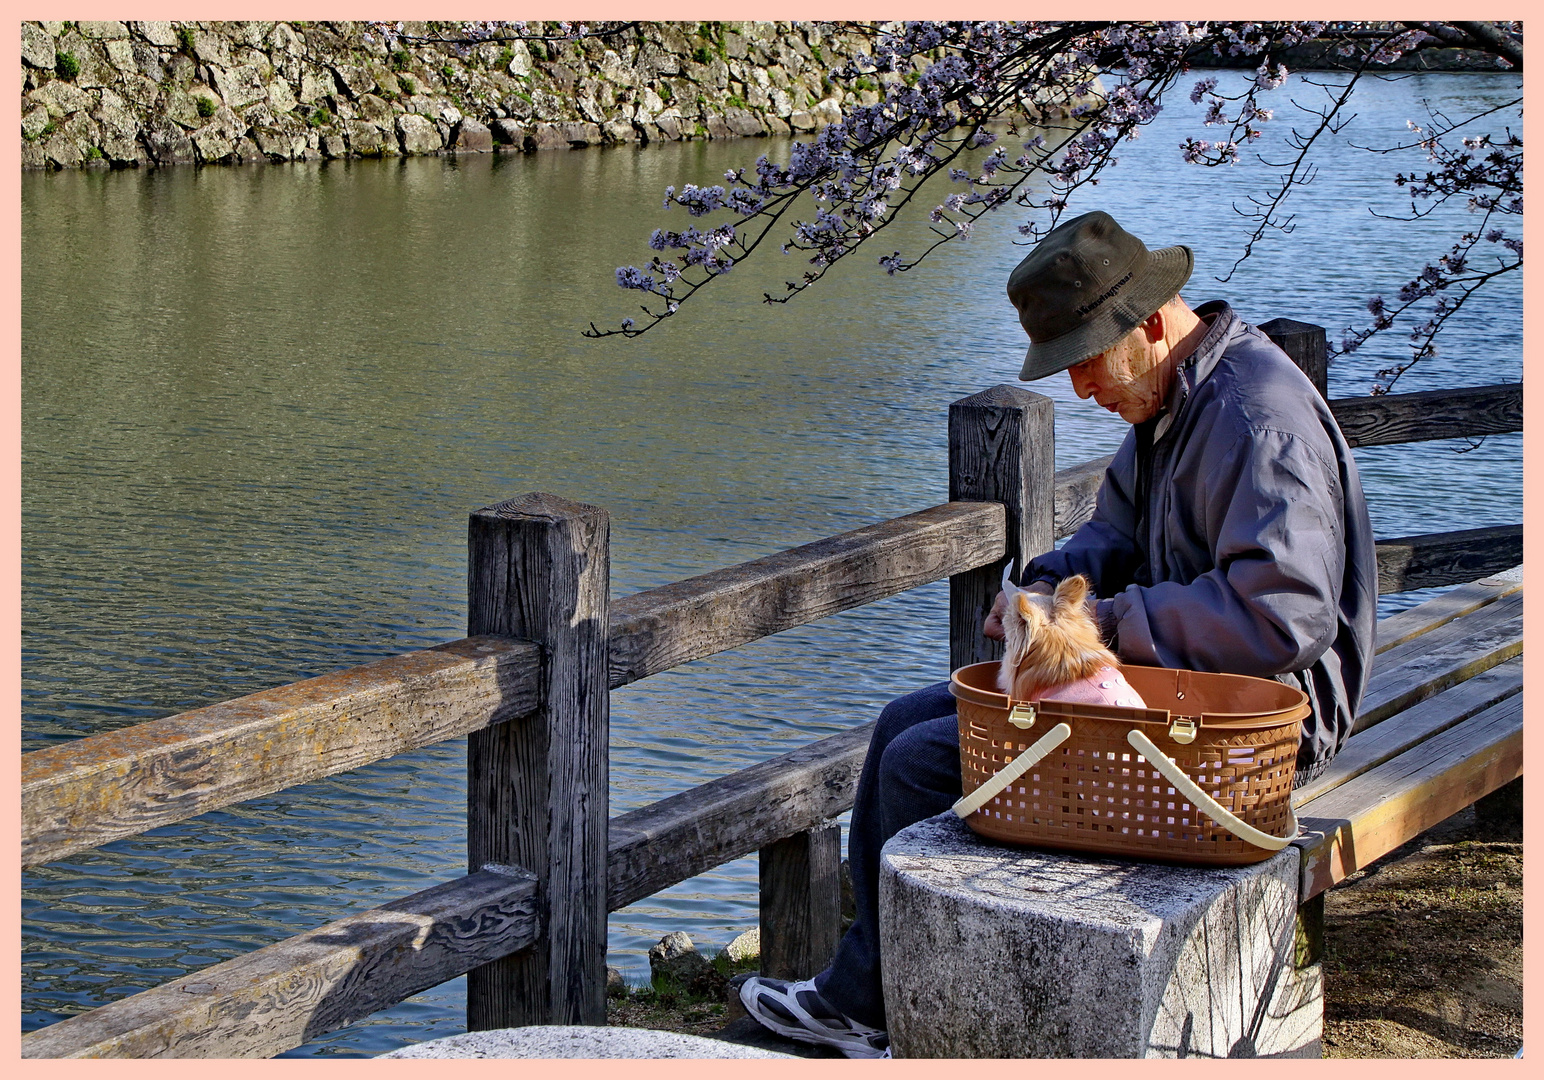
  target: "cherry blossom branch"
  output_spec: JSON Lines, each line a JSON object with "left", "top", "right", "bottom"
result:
{"left": 586, "top": 19, "right": 1521, "bottom": 376}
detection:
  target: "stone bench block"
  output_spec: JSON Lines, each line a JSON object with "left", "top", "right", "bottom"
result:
{"left": 380, "top": 1024, "right": 797, "bottom": 1058}
{"left": 880, "top": 814, "right": 1320, "bottom": 1058}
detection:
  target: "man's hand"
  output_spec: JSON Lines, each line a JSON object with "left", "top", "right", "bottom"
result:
{"left": 983, "top": 579, "right": 1052, "bottom": 641}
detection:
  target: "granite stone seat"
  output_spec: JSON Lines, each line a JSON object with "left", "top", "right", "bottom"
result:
{"left": 879, "top": 814, "right": 1320, "bottom": 1059}
{"left": 379, "top": 1024, "right": 797, "bottom": 1059}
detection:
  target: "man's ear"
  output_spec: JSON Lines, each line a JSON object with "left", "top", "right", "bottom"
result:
{"left": 1141, "top": 307, "right": 1165, "bottom": 343}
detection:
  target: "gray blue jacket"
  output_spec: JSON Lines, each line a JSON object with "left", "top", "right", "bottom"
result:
{"left": 1027, "top": 301, "right": 1378, "bottom": 782}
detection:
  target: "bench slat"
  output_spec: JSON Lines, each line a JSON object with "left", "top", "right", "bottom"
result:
{"left": 1355, "top": 591, "right": 1522, "bottom": 734}
{"left": 1295, "top": 656, "right": 1522, "bottom": 807}
{"left": 1294, "top": 695, "right": 1523, "bottom": 900}
{"left": 19, "top": 867, "right": 540, "bottom": 1059}
{"left": 1374, "top": 565, "right": 1522, "bottom": 654}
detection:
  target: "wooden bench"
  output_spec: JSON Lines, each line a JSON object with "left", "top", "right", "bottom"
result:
{"left": 1293, "top": 566, "right": 1522, "bottom": 907}
{"left": 878, "top": 565, "right": 1522, "bottom": 1058}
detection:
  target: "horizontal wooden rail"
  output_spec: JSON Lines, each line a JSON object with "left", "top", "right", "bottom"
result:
{"left": 25, "top": 721, "right": 883, "bottom": 1055}
{"left": 1056, "top": 492, "right": 1519, "bottom": 594}
{"left": 1374, "top": 524, "right": 1523, "bottom": 593}
{"left": 21, "top": 637, "right": 541, "bottom": 869}
{"left": 1328, "top": 383, "right": 1522, "bottom": 448}
{"left": 20, "top": 865, "right": 540, "bottom": 1059}
{"left": 1051, "top": 384, "right": 1523, "bottom": 539}
{"left": 607, "top": 723, "right": 874, "bottom": 912}
{"left": 607, "top": 501, "right": 1006, "bottom": 688}
{"left": 1052, "top": 455, "right": 1113, "bottom": 540}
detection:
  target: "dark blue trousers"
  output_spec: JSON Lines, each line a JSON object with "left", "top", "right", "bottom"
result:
{"left": 811, "top": 681, "right": 962, "bottom": 1030}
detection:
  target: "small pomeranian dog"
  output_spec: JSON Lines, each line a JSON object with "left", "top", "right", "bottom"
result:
{"left": 997, "top": 563, "right": 1147, "bottom": 709}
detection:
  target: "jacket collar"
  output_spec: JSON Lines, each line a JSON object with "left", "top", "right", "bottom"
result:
{"left": 1154, "top": 300, "right": 1236, "bottom": 441}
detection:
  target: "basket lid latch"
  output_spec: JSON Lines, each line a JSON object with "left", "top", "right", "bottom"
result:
{"left": 1008, "top": 702, "right": 1037, "bottom": 730}
{"left": 1169, "top": 717, "right": 1198, "bottom": 744}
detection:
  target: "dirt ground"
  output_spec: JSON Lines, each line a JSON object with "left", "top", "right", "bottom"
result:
{"left": 1320, "top": 799, "right": 1523, "bottom": 1058}
{"left": 609, "top": 795, "right": 1524, "bottom": 1058}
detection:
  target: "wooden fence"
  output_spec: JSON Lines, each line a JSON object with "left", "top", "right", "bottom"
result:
{"left": 20, "top": 321, "right": 1523, "bottom": 1057}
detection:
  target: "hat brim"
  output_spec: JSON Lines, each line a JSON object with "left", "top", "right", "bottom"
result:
{"left": 1018, "top": 244, "right": 1194, "bottom": 381}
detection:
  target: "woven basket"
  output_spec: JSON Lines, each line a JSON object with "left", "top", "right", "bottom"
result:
{"left": 950, "top": 662, "right": 1307, "bottom": 866}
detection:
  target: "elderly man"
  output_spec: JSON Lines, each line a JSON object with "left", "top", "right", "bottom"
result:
{"left": 739, "top": 210, "right": 1378, "bottom": 1058}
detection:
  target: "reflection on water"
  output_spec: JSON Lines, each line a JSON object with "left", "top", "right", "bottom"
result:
{"left": 22, "top": 71, "right": 1521, "bottom": 1055}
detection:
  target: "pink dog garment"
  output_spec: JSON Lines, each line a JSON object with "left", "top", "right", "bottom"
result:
{"left": 1036, "top": 665, "right": 1147, "bottom": 709}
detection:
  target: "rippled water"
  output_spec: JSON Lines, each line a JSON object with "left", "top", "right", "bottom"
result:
{"left": 22, "top": 70, "right": 1521, "bottom": 1055}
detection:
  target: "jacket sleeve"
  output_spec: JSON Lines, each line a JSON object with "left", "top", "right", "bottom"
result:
{"left": 1025, "top": 434, "right": 1144, "bottom": 594}
{"left": 1111, "top": 427, "right": 1345, "bottom": 676}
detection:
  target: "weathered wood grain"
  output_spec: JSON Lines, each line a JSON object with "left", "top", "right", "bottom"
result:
{"left": 1052, "top": 454, "right": 1113, "bottom": 540}
{"left": 21, "top": 635, "right": 540, "bottom": 869}
{"left": 1261, "top": 318, "right": 1328, "bottom": 399}
{"left": 949, "top": 385, "right": 1055, "bottom": 670}
{"left": 607, "top": 723, "right": 874, "bottom": 913}
{"left": 1374, "top": 565, "right": 1521, "bottom": 653}
{"left": 608, "top": 502, "right": 1005, "bottom": 689}
{"left": 19, "top": 867, "right": 539, "bottom": 1059}
{"left": 1355, "top": 590, "right": 1522, "bottom": 734}
{"left": 759, "top": 822, "right": 843, "bottom": 982}
{"left": 466, "top": 493, "right": 610, "bottom": 1029}
{"left": 1295, "top": 696, "right": 1522, "bottom": 900}
{"left": 1295, "top": 656, "right": 1522, "bottom": 807}
{"left": 1329, "top": 383, "right": 1522, "bottom": 448}
{"left": 1375, "top": 524, "right": 1523, "bottom": 593}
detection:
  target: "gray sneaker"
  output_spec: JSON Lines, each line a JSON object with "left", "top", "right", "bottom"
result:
{"left": 738, "top": 976, "right": 890, "bottom": 1059}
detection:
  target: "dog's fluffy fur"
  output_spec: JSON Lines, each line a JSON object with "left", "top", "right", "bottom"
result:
{"left": 998, "top": 574, "right": 1121, "bottom": 701}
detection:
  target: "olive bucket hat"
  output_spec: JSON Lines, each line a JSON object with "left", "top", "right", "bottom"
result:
{"left": 1007, "top": 211, "right": 1194, "bottom": 381}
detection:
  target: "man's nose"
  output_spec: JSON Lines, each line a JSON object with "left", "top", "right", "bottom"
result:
{"left": 1069, "top": 364, "right": 1096, "bottom": 399}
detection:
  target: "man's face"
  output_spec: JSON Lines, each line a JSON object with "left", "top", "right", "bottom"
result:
{"left": 1065, "top": 331, "right": 1168, "bottom": 424}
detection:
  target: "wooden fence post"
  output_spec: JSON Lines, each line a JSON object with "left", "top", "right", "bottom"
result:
{"left": 758, "top": 821, "right": 843, "bottom": 981}
{"left": 948, "top": 385, "right": 1056, "bottom": 671}
{"left": 465, "top": 492, "right": 610, "bottom": 1030}
{"left": 1261, "top": 318, "right": 1329, "bottom": 400}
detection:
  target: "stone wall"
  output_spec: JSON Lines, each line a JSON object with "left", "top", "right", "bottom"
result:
{"left": 20, "top": 20, "right": 950, "bottom": 169}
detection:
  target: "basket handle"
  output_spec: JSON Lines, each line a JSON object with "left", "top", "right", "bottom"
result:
{"left": 1126, "top": 729, "right": 1300, "bottom": 851}
{"left": 952, "top": 723, "right": 1072, "bottom": 819}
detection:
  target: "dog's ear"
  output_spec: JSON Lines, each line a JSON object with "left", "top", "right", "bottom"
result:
{"left": 1014, "top": 590, "right": 1044, "bottom": 626}
{"left": 1053, "top": 574, "right": 1090, "bottom": 613}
